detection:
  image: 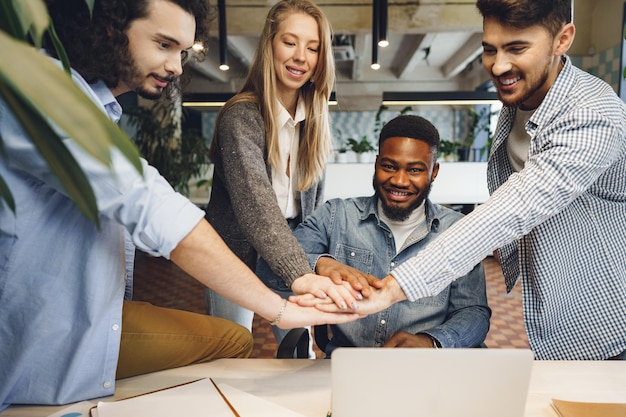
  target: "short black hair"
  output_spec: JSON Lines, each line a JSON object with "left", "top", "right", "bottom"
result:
{"left": 379, "top": 115, "right": 440, "bottom": 155}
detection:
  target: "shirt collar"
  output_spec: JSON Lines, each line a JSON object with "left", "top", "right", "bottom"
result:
{"left": 89, "top": 80, "right": 123, "bottom": 123}
{"left": 277, "top": 94, "right": 306, "bottom": 128}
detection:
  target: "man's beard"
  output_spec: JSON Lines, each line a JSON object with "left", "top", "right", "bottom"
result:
{"left": 374, "top": 179, "right": 431, "bottom": 222}
{"left": 496, "top": 64, "right": 550, "bottom": 109}
{"left": 117, "top": 48, "right": 173, "bottom": 100}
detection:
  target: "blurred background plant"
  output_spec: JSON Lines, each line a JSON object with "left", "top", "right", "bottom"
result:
{"left": 125, "top": 100, "right": 210, "bottom": 196}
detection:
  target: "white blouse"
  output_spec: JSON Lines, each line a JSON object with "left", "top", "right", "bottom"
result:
{"left": 272, "top": 97, "right": 306, "bottom": 219}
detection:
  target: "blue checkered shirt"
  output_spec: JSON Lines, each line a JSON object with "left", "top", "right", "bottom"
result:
{"left": 391, "top": 56, "right": 626, "bottom": 360}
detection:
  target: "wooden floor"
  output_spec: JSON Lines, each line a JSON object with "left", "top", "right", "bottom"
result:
{"left": 132, "top": 251, "right": 529, "bottom": 358}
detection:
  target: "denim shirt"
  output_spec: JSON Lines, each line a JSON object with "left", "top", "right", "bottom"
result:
{"left": 292, "top": 196, "right": 491, "bottom": 355}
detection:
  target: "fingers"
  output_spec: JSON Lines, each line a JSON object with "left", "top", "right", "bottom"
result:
{"left": 275, "top": 301, "right": 365, "bottom": 329}
{"left": 292, "top": 274, "right": 362, "bottom": 311}
{"left": 317, "top": 259, "right": 382, "bottom": 297}
{"left": 289, "top": 293, "right": 333, "bottom": 307}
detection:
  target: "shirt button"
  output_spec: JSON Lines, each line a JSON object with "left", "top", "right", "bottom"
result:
{"left": 380, "top": 319, "right": 386, "bottom": 325}
{"left": 103, "top": 381, "right": 112, "bottom": 389}
{"left": 390, "top": 262, "right": 395, "bottom": 267}
{"left": 112, "top": 324, "right": 119, "bottom": 331}
{"left": 350, "top": 252, "right": 355, "bottom": 257}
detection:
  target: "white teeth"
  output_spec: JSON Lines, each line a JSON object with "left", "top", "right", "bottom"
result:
{"left": 501, "top": 77, "right": 519, "bottom": 86}
{"left": 287, "top": 68, "right": 304, "bottom": 75}
{"left": 390, "top": 190, "right": 408, "bottom": 196}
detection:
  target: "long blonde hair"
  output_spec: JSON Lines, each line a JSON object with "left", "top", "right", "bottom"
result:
{"left": 211, "top": 0, "right": 334, "bottom": 190}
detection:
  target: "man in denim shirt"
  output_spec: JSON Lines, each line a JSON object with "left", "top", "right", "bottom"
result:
{"left": 293, "top": 115, "right": 491, "bottom": 354}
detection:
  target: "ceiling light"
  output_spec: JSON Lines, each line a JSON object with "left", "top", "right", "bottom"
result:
{"left": 218, "top": 0, "right": 228, "bottom": 71}
{"left": 378, "top": 0, "right": 388, "bottom": 47}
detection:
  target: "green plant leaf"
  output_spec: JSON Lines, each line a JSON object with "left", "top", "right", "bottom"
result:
{"left": 0, "top": 31, "right": 142, "bottom": 173}
{"left": 0, "top": 2, "right": 22, "bottom": 39}
{"left": 18, "top": 0, "right": 50, "bottom": 47}
{"left": 0, "top": 81, "right": 99, "bottom": 225}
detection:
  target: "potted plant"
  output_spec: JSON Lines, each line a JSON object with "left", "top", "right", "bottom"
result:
{"left": 439, "top": 140, "right": 459, "bottom": 162}
{"left": 333, "top": 128, "right": 349, "bottom": 163}
{"left": 347, "top": 135, "right": 376, "bottom": 163}
{"left": 459, "top": 106, "right": 492, "bottom": 161}
{"left": 125, "top": 99, "right": 210, "bottom": 196}
{"left": 1, "top": 0, "right": 141, "bottom": 224}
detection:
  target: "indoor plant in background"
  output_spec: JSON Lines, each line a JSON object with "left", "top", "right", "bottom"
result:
{"left": 333, "top": 128, "right": 349, "bottom": 163}
{"left": 439, "top": 139, "right": 460, "bottom": 162}
{"left": 458, "top": 106, "right": 492, "bottom": 161}
{"left": 347, "top": 135, "right": 376, "bottom": 163}
{"left": 125, "top": 99, "right": 210, "bottom": 196}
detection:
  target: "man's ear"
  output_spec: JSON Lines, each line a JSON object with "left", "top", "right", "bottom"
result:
{"left": 431, "top": 162, "right": 440, "bottom": 182}
{"left": 555, "top": 23, "right": 575, "bottom": 56}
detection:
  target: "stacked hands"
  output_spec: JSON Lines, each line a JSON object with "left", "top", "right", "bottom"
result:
{"left": 287, "top": 257, "right": 436, "bottom": 348}
{"left": 284, "top": 258, "right": 400, "bottom": 310}
{"left": 290, "top": 257, "right": 393, "bottom": 313}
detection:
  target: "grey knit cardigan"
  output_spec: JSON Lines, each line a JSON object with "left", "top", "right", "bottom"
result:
{"left": 206, "top": 102, "right": 325, "bottom": 287}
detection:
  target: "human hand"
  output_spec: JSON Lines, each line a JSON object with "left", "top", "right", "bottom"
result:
{"left": 273, "top": 300, "right": 365, "bottom": 330}
{"left": 383, "top": 331, "right": 436, "bottom": 348}
{"left": 316, "top": 257, "right": 384, "bottom": 297}
{"left": 291, "top": 273, "right": 363, "bottom": 311}
{"left": 290, "top": 275, "right": 407, "bottom": 315}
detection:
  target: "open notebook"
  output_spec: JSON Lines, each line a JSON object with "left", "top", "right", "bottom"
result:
{"left": 330, "top": 348, "right": 534, "bottom": 417}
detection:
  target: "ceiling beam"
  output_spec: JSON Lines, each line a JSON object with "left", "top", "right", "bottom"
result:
{"left": 351, "top": 33, "right": 367, "bottom": 81}
{"left": 395, "top": 33, "right": 431, "bottom": 79}
{"left": 441, "top": 32, "right": 483, "bottom": 79}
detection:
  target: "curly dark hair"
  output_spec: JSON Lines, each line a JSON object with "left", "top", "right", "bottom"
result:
{"left": 44, "top": 0, "right": 212, "bottom": 97}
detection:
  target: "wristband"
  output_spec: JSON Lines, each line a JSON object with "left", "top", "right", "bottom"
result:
{"left": 270, "top": 299, "right": 288, "bottom": 326}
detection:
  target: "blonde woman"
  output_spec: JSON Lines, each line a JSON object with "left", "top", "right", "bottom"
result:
{"left": 205, "top": 0, "right": 356, "bottom": 354}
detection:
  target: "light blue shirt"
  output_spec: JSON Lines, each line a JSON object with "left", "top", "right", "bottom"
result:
{"left": 290, "top": 196, "right": 491, "bottom": 355}
{"left": 0, "top": 65, "right": 204, "bottom": 410}
{"left": 391, "top": 56, "right": 626, "bottom": 360}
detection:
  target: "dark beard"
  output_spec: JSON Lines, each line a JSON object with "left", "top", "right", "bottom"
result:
{"left": 496, "top": 66, "right": 550, "bottom": 109}
{"left": 374, "top": 180, "right": 431, "bottom": 222}
{"left": 116, "top": 45, "right": 173, "bottom": 100}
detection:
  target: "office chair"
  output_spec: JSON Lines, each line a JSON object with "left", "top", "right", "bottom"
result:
{"left": 276, "top": 325, "right": 331, "bottom": 358}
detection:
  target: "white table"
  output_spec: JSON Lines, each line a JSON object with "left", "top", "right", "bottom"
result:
{"left": 2, "top": 359, "right": 626, "bottom": 417}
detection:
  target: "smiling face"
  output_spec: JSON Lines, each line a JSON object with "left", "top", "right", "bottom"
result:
{"left": 481, "top": 17, "right": 574, "bottom": 110}
{"left": 114, "top": 0, "right": 196, "bottom": 99}
{"left": 271, "top": 11, "right": 320, "bottom": 105}
{"left": 374, "top": 137, "right": 439, "bottom": 222}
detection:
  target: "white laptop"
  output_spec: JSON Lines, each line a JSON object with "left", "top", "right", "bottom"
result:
{"left": 330, "top": 348, "right": 534, "bottom": 417}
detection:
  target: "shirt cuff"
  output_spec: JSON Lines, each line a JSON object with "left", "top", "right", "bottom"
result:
{"left": 390, "top": 260, "right": 432, "bottom": 302}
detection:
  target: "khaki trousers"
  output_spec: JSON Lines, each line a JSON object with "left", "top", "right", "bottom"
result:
{"left": 117, "top": 301, "right": 253, "bottom": 379}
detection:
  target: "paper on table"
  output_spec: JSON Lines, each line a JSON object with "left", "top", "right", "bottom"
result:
{"left": 91, "top": 378, "right": 235, "bottom": 417}
{"left": 551, "top": 398, "right": 626, "bottom": 417}
{"left": 214, "top": 381, "right": 307, "bottom": 417}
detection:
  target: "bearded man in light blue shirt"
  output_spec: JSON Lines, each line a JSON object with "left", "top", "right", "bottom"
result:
{"left": 0, "top": 0, "right": 362, "bottom": 411}
{"left": 289, "top": 115, "right": 491, "bottom": 355}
